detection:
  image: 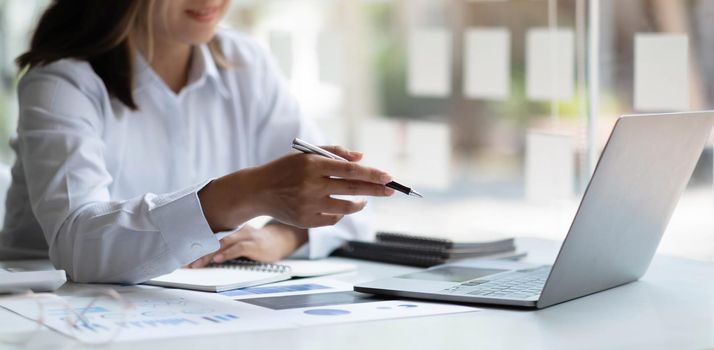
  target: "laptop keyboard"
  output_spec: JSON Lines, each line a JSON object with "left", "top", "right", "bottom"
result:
{"left": 441, "top": 266, "right": 551, "bottom": 299}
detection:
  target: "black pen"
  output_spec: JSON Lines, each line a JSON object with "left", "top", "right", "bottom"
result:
{"left": 292, "top": 138, "right": 424, "bottom": 198}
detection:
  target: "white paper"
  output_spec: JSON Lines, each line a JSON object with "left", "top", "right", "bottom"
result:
{"left": 0, "top": 286, "right": 293, "bottom": 343}
{"left": 634, "top": 33, "right": 689, "bottom": 112}
{"left": 526, "top": 28, "right": 574, "bottom": 101}
{"left": 236, "top": 289, "right": 478, "bottom": 327}
{"left": 464, "top": 28, "right": 510, "bottom": 100}
{"left": 525, "top": 131, "right": 575, "bottom": 201}
{"left": 408, "top": 29, "right": 453, "bottom": 97}
{"left": 268, "top": 31, "right": 294, "bottom": 79}
{"left": 272, "top": 299, "right": 477, "bottom": 327}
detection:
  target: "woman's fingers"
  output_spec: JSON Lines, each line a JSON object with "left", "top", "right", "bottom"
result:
{"left": 236, "top": 151, "right": 390, "bottom": 230}
{"left": 324, "top": 178, "right": 395, "bottom": 197}
{"left": 319, "top": 158, "right": 392, "bottom": 184}
{"left": 319, "top": 198, "right": 367, "bottom": 215}
{"left": 189, "top": 254, "right": 214, "bottom": 268}
{"left": 320, "top": 145, "right": 363, "bottom": 162}
{"left": 320, "top": 213, "right": 345, "bottom": 226}
{"left": 221, "top": 228, "right": 256, "bottom": 244}
{"left": 183, "top": 227, "right": 258, "bottom": 266}
{"left": 216, "top": 240, "right": 259, "bottom": 262}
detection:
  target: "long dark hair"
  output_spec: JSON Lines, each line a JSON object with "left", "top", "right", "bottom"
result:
{"left": 16, "top": 0, "right": 227, "bottom": 110}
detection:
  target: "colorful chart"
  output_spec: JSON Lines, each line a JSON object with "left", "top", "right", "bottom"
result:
{"left": 303, "top": 309, "right": 351, "bottom": 316}
{"left": 221, "top": 283, "right": 330, "bottom": 297}
{"left": 202, "top": 314, "right": 239, "bottom": 323}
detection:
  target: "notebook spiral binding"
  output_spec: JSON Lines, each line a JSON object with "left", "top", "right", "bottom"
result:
{"left": 209, "top": 259, "right": 291, "bottom": 274}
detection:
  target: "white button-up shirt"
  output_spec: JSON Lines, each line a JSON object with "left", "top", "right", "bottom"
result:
{"left": 0, "top": 30, "right": 369, "bottom": 283}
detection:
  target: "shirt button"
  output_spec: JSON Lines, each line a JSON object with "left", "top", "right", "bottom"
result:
{"left": 191, "top": 243, "right": 203, "bottom": 250}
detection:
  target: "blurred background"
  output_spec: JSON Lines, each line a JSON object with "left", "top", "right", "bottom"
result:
{"left": 0, "top": 0, "right": 712, "bottom": 260}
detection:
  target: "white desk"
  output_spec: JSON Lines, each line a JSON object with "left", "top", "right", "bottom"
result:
{"left": 1, "top": 238, "right": 712, "bottom": 350}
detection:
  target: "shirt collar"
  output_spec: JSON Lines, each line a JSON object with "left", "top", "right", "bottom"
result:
{"left": 188, "top": 44, "right": 230, "bottom": 98}
{"left": 133, "top": 43, "right": 230, "bottom": 99}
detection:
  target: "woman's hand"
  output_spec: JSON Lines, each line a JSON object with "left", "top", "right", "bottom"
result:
{"left": 198, "top": 146, "right": 394, "bottom": 232}
{"left": 187, "top": 224, "right": 308, "bottom": 268}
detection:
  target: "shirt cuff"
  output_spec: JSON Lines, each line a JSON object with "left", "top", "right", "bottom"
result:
{"left": 289, "top": 226, "right": 346, "bottom": 259}
{"left": 290, "top": 205, "right": 373, "bottom": 259}
{"left": 214, "top": 226, "right": 242, "bottom": 241}
{"left": 149, "top": 181, "right": 221, "bottom": 266}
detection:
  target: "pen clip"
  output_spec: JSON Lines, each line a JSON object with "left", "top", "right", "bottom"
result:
{"left": 292, "top": 138, "right": 347, "bottom": 161}
{"left": 291, "top": 144, "right": 313, "bottom": 154}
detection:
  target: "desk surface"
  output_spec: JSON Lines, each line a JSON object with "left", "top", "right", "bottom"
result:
{"left": 1, "top": 238, "right": 712, "bottom": 350}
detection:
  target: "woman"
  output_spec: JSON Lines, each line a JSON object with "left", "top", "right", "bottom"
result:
{"left": 1, "top": 0, "right": 394, "bottom": 283}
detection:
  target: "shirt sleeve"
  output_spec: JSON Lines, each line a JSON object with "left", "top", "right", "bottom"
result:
{"left": 16, "top": 64, "right": 220, "bottom": 284}
{"left": 249, "top": 43, "right": 372, "bottom": 259}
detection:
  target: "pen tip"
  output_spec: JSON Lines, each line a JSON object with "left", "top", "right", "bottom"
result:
{"left": 410, "top": 190, "right": 424, "bottom": 198}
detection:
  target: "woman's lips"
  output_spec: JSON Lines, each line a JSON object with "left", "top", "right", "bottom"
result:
{"left": 185, "top": 7, "right": 219, "bottom": 23}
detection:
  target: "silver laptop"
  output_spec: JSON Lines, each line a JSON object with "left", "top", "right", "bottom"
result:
{"left": 355, "top": 112, "right": 714, "bottom": 309}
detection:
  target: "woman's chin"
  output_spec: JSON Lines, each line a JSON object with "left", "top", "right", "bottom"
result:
{"left": 182, "top": 31, "right": 218, "bottom": 45}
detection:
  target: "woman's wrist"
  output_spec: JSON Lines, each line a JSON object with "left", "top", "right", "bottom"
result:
{"left": 263, "top": 223, "right": 309, "bottom": 254}
{"left": 198, "top": 168, "right": 265, "bottom": 232}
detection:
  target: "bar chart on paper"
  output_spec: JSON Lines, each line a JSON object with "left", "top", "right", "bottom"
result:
{"left": 0, "top": 287, "right": 294, "bottom": 342}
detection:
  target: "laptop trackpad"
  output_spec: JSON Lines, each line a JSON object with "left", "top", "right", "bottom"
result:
{"left": 397, "top": 266, "right": 507, "bottom": 283}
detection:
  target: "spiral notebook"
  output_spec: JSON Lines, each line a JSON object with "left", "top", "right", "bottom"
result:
{"left": 146, "top": 260, "right": 292, "bottom": 292}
